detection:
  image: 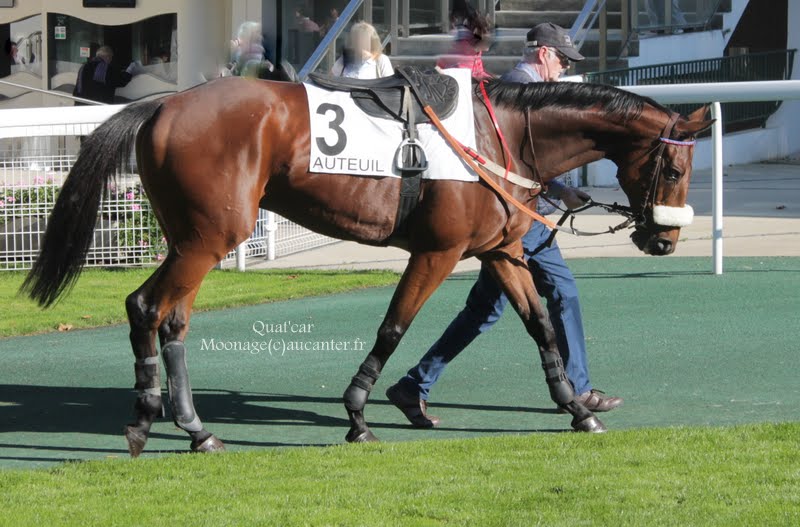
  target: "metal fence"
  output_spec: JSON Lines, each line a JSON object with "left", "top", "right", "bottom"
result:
{"left": 585, "top": 50, "right": 797, "bottom": 131}
{"left": 0, "top": 110, "right": 338, "bottom": 272}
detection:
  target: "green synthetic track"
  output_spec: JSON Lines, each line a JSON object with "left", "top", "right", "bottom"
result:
{"left": 1, "top": 257, "right": 798, "bottom": 470}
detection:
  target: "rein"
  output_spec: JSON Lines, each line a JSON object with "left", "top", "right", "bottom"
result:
{"left": 533, "top": 112, "right": 697, "bottom": 252}
{"left": 423, "top": 87, "right": 697, "bottom": 239}
{"left": 423, "top": 104, "right": 561, "bottom": 230}
{"left": 478, "top": 80, "right": 513, "bottom": 179}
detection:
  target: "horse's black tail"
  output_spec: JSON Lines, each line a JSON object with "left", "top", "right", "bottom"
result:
{"left": 20, "top": 100, "right": 163, "bottom": 307}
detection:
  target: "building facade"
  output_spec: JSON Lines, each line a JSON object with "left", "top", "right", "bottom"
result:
{"left": 1, "top": 0, "right": 238, "bottom": 108}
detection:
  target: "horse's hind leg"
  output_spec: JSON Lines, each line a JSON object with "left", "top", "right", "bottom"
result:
{"left": 344, "top": 249, "right": 462, "bottom": 443}
{"left": 124, "top": 263, "right": 167, "bottom": 457}
{"left": 157, "top": 290, "right": 224, "bottom": 453}
{"left": 123, "top": 247, "right": 225, "bottom": 457}
{"left": 481, "top": 246, "right": 606, "bottom": 433}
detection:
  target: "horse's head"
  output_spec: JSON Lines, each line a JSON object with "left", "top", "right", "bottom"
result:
{"left": 616, "top": 106, "right": 714, "bottom": 256}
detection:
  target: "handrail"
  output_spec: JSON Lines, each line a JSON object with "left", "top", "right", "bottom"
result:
{"left": 622, "top": 79, "right": 800, "bottom": 104}
{"left": 0, "top": 78, "right": 105, "bottom": 105}
{"left": 620, "top": 80, "right": 800, "bottom": 275}
{"left": 297, "top": 0, "right": 365, "bottom": 81}
{"left": 569, "top": 1, "right": 729, "bottom": 72}
{"left": 585, "top": 50, "right": 796, "bottom": 129}
{"left": 570, "top": 0, "right": 607, "bottom": 51}
{"left": 569, "top": 0, "right": 609, "bottom": 71}
{"left": 630, "top": 0, "right": 725, "bottom": 33}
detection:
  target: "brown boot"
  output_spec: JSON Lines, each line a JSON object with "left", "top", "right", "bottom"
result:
{"left": 558, "top": 389, "right": 623, "bottom": 413}
{"left": 385, "top": 383, "right": 440, "bottom": 428}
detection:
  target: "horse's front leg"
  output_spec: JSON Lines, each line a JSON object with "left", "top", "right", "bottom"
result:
{"left": 481, "top": 244, "right": 606, "bottom": 433}
{"left": 344, "top": 249, "right": 462, "bottom": 443}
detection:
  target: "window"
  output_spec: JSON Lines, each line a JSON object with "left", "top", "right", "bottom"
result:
{"left": 47, "top": 13, "right": 177, "bottom": 98}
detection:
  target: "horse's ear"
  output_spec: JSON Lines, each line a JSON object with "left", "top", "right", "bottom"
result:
{"left": 678, "top": 118, "right": 715, "bottom": 139}
{"left": 687, "top": 105, "right": 710, "bottom": 121}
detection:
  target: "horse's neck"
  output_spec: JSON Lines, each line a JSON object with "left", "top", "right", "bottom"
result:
{"left": 530, "top": 108, "right": 659, "bottom": 183}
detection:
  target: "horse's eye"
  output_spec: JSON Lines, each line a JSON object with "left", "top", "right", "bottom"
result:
{"left": 665, "top": 167, "right": 682, "bottom": 181}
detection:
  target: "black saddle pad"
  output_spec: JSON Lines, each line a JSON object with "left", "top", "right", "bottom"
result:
{"left": 308, "top": 65, "right": 459, "bottom": 123}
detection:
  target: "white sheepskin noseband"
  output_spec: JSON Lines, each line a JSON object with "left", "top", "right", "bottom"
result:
{"left": 652, "top": 204, "right": 694, "bottom": 227}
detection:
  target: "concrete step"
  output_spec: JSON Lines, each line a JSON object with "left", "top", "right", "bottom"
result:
{"left": 389, "top": 54, "right": 628, "bottom": 76}
{"left": 495, "top": 10, "right": 623, "bottom": 30}
{"left": 393, "top": 33, "right": 637, "bottom": 58}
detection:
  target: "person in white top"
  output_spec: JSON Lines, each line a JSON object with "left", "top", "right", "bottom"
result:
{"left": 331, "top": 22, "right": 393, "bottom": 79}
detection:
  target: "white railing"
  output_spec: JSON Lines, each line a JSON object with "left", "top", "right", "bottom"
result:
{"left": 5, "top": 80, "right": 798, "bottom": 274}
{"left": 0, "top": 105, "right": 338, "bottom": 272}
{"left": 622, "top": 80, "right": 800, "bottom": 275}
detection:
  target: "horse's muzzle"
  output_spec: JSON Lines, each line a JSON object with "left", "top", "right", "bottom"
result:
{"left": 630, "top": 228, "right": 676, "bottom": 256}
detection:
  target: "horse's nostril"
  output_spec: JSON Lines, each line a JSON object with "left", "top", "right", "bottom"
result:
{"left": 655, "top": 238, "right": 673, "bottom": 253}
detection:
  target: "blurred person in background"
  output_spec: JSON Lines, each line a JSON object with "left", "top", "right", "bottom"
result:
{"left": 435, "top": 0, "right": 493, "bottom": 79}
{"left": 4, "top": 40, "right": 25, "bottom": 65}
{"left": 331, "top": 21, "right": 393, "bottom": 79}
{"left": 228, "top": 21, "right": 275, "bottom": 78}
{"left": 73, "top": 45, "right": 137, "bottom": 104}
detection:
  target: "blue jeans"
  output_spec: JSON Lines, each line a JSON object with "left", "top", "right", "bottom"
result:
{"left": 398, "top": 221, "right": 592, "bottom": 399}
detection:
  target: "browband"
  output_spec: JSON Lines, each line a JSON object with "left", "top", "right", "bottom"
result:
{"left": 659, "top": 137, "right": 696, "bottom": 146}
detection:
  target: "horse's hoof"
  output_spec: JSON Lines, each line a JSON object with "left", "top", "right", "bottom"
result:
{"left": 345, "top": 428, "right": 380, "bottom": 443}
{"left": 124, "top": 425, "right": 147, "bottom": 458}
{"left": 191, "top": 434, "right": 226, "bottom": 453}
{"left": 572, "top": 415, "right": 607, "bottom": 433}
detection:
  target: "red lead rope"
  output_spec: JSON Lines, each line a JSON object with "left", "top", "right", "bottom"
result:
{"left": 478, "top": 80, "right": 512, "bottom": 179}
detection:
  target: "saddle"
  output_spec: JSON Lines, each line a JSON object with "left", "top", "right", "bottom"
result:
{"left": 308, "top": 65, "right": 459, "bottom": 124}
{"left": 308, "top": 66, "right": 461, "bottom": 242}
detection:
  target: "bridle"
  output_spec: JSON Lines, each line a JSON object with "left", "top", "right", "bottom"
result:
{"left": 426, "top": 81, "right": 697, "bottom": 243}
{"left": 520, "top": 108, "right": 696, "bottom": 249}
{"left": 639, "top": 112, "right": 696, "bottom": 219}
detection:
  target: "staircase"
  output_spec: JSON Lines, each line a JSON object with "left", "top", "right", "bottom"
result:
{"left": 388, "top": 0, "right": 731, "bottom": 75}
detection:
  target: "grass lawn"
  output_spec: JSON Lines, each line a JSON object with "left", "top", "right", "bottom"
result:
{"left": 0, "top": 268, "right": 399, "bottom": 338}
{"left": 0, "top": 422, "right": 797, "bottom": 526}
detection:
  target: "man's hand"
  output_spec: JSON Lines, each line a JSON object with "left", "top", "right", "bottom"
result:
{"left": 561, "top": 187, "right": 591, "bottom": 209}
{"left": 126, "top": 61, "right": 142, "bottom": 75}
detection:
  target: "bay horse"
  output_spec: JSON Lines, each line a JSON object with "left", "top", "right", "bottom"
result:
{"left": 21, "top": 75, "right": 712, "bottom": 456}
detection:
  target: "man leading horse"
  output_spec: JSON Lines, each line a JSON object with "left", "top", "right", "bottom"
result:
{"left": 386, "top": 23, "right": 623, "bottom": 429}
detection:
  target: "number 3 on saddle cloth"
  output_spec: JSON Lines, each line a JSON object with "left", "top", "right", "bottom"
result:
{"left": 305, "top": 66, "right": 479, "bottom": 237}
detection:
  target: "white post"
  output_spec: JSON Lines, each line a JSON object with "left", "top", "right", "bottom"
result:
{"left": 236, "top": 241, "right": 247, "bottom": 271}
{"left": 711, "top": 101, "right": 723, "bottom": 275}
{"left": 266, "top": 212, "right": 277, "bottom": 261}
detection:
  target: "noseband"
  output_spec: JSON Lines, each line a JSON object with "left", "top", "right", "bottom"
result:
{"left": 527, "top": 111, "right": 697, "bottom": 251}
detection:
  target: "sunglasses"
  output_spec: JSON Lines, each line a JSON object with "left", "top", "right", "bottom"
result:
{"left": 549, "top": 48, "right": 570, "bottom": 68}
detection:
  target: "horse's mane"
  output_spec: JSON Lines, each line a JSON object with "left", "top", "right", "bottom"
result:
{"left": 482, "top": 79, "right": 670, "bottom": 122}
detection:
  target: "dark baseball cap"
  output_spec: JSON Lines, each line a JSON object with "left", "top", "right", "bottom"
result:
{"left": 525, "top": 22, "right": 585, "bottom": 61}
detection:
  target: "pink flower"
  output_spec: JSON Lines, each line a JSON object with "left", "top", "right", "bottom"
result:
{"left": 131, "top": 204, "right": 141, "bottom": 211}
{"left": 156, "top": 253, "right": 165, "bottom": 261}
{"left": 139, "top": 240, "right": 149, "bottom": 247}
{"left": 34, "top": 176, "right": 44, "bottom": 184}
{"left": 5, "top": 196, "right": 15, "bottom": 204}
{"left": 0, "top": 200, "right": 5, "bottom": 207}
{"left": 125, "top": 192, "right": 135, "bottom": 200}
